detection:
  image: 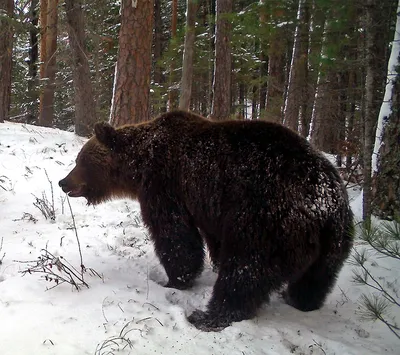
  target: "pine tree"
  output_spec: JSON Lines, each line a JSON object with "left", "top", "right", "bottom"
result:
{"left": 211, "top": 0, "right": 233, "bottom": 120}
{"left": 39, "top": 0, "right": 58, "bottom": 127}
{"left": 0, "top": 0, "right": 14, "bottom": 123}
{"left": 65, "top": 0, "right": 97, "bottom": 136}
{"left": 179, "top": 0, "right": 198, "bottom": 110}
{"left": 110, "top": 0, "right": 154, "bottom": 125}
{"left": 352, "top": 220, "right": 400, "bottom": 339}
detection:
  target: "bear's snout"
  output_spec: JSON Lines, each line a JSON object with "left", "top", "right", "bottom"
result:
{"left": 58, "top": 175, "right": 86, "bottom": 198}
{"left": 59, "top": 177, "right": 73, "bottom": 194}
{"left": 58, "top": 176, "right": 75, "bottom": 193}
{"left": 58, "top": 178, "right": 67, "bottom": 189}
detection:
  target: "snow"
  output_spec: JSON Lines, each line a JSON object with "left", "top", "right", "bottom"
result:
{"left": 0, "top": 122, "right": 399, "bottom": 355}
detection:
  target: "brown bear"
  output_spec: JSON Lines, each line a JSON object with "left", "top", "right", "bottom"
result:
{"left": 59, "top": 110, "right": 353, "bottom": 331}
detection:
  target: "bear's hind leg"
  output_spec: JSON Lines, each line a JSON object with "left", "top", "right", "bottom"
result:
{"left": 283, "top": 255, "right": 342, "bottom": 311}
{"left": 188, "top": 254, "right": 282, "bottom": 331}
{"left": 284, "top": 218, "right": 353, "bottom": 312}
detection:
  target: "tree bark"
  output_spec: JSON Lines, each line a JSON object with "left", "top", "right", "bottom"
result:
{"left": 259, "top": 0, "right": 268, "bottom": 117}
{"left": 345, "top": 68, "right": 357, "bottom": 170}
{"left": 211, "top": 0, "right": 232, "bottom": 120}
{"left": 65, "top": 0, "right": 97, "bottom": 136}
{"left": 372, "top": 69, "right": 400, "bottom": 220}
{"left": 304, "top": 0, "right": 325, "bottom": 136}
{"left": 252, "top": 82, "right": 258, "bottom": 120}
{"left": 284, "top": 0, "right": 310, "bottom": 132}
{"left": 0, "top": 0, "right": 14, "bottom": 123}
{"left": 110, "top": 0, "right": 154, "bottom": 126}
{"left": 39, "top": 0, "right": 48, "bottom": 80}
{"left": 208, "top": 0, "right": 216, "bottom": 115}
{"left": 27, "top": 0, "right": 39, "bottom": 124}
{"left": 39, "top": 0, "right": 58, "bottom": 127}
{"left": 372, "top": 0, "right": 400, "bottom": 219}
{"left": 311, "top": 68, "right": 340, "bottom": 152}
{"left": 310, "top": 17, "right": 344, "bottom": 153}
{"left": 167, "top": 0, "right": 178, "bottom": 110}
{"left": 363, "top": 0, "right": 383, "bottom": 222}
{"left": 266, "top": 27, "right": 285, "bottom": 123}
{"left": 153, "top": 0, "right": 165, "bottom": 114}
{"left": 179, "top": 0, "right": 198, "bottom": 110}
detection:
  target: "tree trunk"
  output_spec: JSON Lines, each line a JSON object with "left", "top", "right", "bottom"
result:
{"left": 27, "top": 0, "right": 39, "bottom": 124}
{"left": 304, "top": 0, "right": 325, "bottom": 136}
{"left": 167, "top": 0, "right": 178, "bottom": 110}
{"left": 311, "top": 68, "right": 340, "bottom": 152}
{"left": 65, "top": 0, "right": 97, "bottom": 136}
{"left": 259, "top": 0, "right": 268, "bottom": 118}
{"left": 363, "top": 0, "right": 383, "bottom": 222}
{"left": 266, "top": 27, "right": 285, "bottom": 123}
{"left": 208, "top": 0, "right": 215, "bottom": 116}
{"left": 238, "top": 82, "right": 245, "bottom": 119}
{"left": 372, "top": 75, "right": 400, "bottom": 220}
{"left": 284, "top": 0, "right": 310, "bottom": 132}
{"left": 179, "top": 0, "right": 198, "bottom": 110}
{"left": 39, "top": 0, "right": 58, "bottom": 127}
{"left": 345, "top": 70, "right": 357, "bottom": 170}
{"left": 252, "top": 84, "right": 258, "bottom": 120}
{"left": 372, "top": 1, "right": 400, "bottom": 219}
{"left": 39, "top": 0, "right": 48, "bottom": 80}
{"left": 345, "top": 36, "right": 359, "bottom": 170}
{"left": 110, "top": 0, "right": 154, "bottom": 126}
{"left": 0, "top": 0, "right": 14, "bottom": 123}
{"left": 310, "top": 17, "right": 344, "bottom": 153}
{"left": 211, "top": 0, "right": 233, "bottom": 120}
{"left": 336, "top": 71, "right": 347, "bottom": 167}
{"left": 153, "top": 0, "right": 165, "bottom": 114}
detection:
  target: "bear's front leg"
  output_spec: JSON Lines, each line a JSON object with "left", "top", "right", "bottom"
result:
{"left": 140, "top": 197, "right": 205, "bottom": 290}
{"left": 157, "top": 226, "right": 204, "bottom": 290}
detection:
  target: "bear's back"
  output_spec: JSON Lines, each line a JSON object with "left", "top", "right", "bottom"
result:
{"left": 146, "top": 111, "right": 339, "bottom": 189}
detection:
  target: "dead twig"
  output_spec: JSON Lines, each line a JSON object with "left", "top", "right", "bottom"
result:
{"left": 94, "top": 320, "right": 135, "bottom": 355}
{"left": 13, "top": 212, "right": 38, "bottom": 224}
{"left": 0, "top": 175, "right": 13, "bottom": 191}
{"left": 309, "top": 339, "right": 327, "bottom": 355}
{"left": 18, "top": 248, "right": 89, "bottom": 291}
{"left": 0, "top": 237, "right": 5, "bottom": 266}
{"left": 66, "top": 195, "right": 85, "bottom": 280}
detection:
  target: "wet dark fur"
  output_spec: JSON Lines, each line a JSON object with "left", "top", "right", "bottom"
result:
{"left": 59, "top": 110, "right": 354, "bottom": 331}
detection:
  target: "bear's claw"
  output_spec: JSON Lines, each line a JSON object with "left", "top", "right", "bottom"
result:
{"left": 187, "top": 310, "right": 231, "bottom": 332}
{"left": 165, "top": 279, "right": 193, "bottom": 290}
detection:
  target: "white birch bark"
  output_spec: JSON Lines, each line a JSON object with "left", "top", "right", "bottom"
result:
{"left": 372, "top": 0, "right": 400, "bottom": 174}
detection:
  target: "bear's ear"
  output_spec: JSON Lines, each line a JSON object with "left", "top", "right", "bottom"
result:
{"left": 94, "top": 122, "right": 118, "bottom": 148}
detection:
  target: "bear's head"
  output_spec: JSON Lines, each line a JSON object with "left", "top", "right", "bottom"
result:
{"left": 59, "top": 122, "right": 134, "bottom": 205}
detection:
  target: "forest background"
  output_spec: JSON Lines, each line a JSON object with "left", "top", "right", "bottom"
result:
{"left": 0, "top": 0, "right": 399, "bottom": 223}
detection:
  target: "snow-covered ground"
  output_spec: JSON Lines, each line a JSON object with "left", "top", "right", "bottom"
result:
{"left": 0, "top": 122, "right": 398, "bottom": 355}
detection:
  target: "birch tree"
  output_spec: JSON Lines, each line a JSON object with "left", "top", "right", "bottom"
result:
{"left": 372, "top": 0, "right": 400, "bottom": 219}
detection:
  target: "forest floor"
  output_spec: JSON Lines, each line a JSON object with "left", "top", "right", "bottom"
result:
{"left": 0, "top": 122, "right": 398, "bottom": 355}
